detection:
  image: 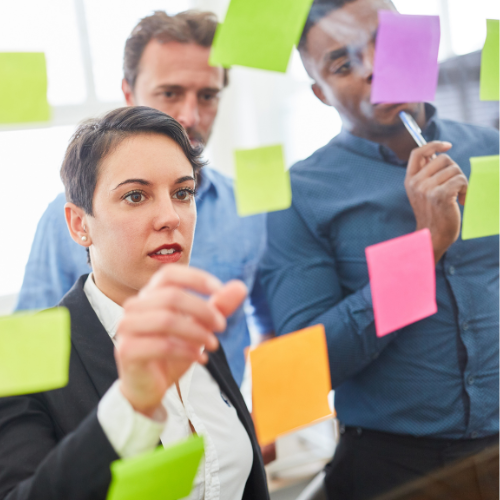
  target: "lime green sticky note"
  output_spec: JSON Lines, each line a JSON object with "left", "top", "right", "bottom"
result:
{"left": 0, "top": 52, "right": 51, "bottom": 123}
{"left": 0, "top": 308, "right": 71, "bottom": 396}
{"left": 234, "top": 144, "right": 292, "bottom": 217}
{"left": 209, "top": 0, "right": 314, "bottom": 72}
{"left": 462, "top": 155, "right": 499, "bottom": 240}
{"left": 107, "top": 436, "right": 204, "bottom": 500}
{"left": 480, "top": 20, "right": 499, "bottom": 101}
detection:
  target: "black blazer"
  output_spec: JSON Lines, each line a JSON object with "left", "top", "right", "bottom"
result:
{"left": 0, "top": 275, "right": 269, "bottom": 500}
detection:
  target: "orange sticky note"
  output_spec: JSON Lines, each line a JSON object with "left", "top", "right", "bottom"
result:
{"left": 250, "top": 324, "right": 333, "bottom": 445}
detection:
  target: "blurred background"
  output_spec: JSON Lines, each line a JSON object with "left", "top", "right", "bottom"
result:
{"left": 0, "top": 1, "right": 498, "bottom": 497}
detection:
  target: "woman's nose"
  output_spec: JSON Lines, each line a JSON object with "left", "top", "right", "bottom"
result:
{"left": 153, "top": 198, "right": 180, "bottom": 231}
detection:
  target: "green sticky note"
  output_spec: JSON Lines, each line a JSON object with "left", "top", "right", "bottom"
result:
{"left": 0, "top": 52, "right": 51, "bottom": 123}
{"left": 480, "top": 19, "right": 499, "bottom": 101}
{"left": 107, "top": 436, "right": 204, "bottom": 500}
{"left": 462, "top": 155, "right": 499, "bottom": 240}
{"left": 0, "top": 308, "right": 71, "bottom": 396}
{"left": 234, "top": 144, "right": 292, "bottom": 217}
{"left": 209, "top": 0, "right": 314, "bottom": 72}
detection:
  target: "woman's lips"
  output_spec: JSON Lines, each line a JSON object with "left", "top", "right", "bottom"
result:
{"left": 148, "top": 244, "right": 182, "bottom": 264}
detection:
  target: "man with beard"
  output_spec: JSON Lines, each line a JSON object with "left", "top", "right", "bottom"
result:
{"left": 16, "top": 10, "right": 273, "bottom": 389}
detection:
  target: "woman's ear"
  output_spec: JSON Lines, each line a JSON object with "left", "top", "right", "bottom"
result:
{"left": 65, "top": 202, "right": 91, "bottom": 248}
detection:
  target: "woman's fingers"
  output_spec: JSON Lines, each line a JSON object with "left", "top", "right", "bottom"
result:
{"left": 142, "top": 264, "right": 223, "bottom": 296}
{"left": 117, "top": 310, "right": 219, "bottom": 351}
{"left": 210, "top": 280, "right": 248, "bottom": 318}
{"left": 116, "top": 336, "right": 203, "bottom": 365}
{"left": 125, "top": 286, "right": 226, "bottom": 333}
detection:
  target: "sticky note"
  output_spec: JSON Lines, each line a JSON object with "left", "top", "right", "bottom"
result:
{"left": 209, "top": 0, "right": 314, "bottom": 72}
{"left": 0, "top": 53, "right": 50, "bottom": 124}
{"left": 462, "top": 155, "right": 499, "bottom": 240}
{"left": 0, "top": 308, "right": 71, "bottom": 396}
{"left": 107, "top": 436, "right": 204, "bottom": 500}
{"left": 480, "top": 20, "right": 499, "bottom": 101}
{"left": 250, "top": 324, "right": 333, "bottom": 445}
{"left": 234, "top": 144, "right": 292, "bottom": 217}
{"left": 365, "top": 229, "right": 437, "bottom": 337}
{"left": 371, "top": 12, "right": 440, "bottom": 103}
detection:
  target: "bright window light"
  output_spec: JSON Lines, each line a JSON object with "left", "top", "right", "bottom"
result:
{"left": 0, "top": 0, "right": 86, "bottom": 106}
{"left": 448, "top": 0, "right": 499, "bottom": 55}
{"left": 0, "top": 126, "right": 74, "bottom": 296}
{"left": 84, "top": 0, "right": 192, "bottom": 102}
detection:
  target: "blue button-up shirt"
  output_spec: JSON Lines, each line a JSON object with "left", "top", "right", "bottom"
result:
{"left": 16, "top": 167, "right": 273, "bottom": 386}
{"left": 261, "top": 105, "right": 499, "bottom": 438}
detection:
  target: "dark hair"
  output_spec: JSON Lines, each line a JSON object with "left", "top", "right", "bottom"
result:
{"left": 60, "top": 106, "right": 204, "bottom": 217}
{"left": 124, "top": 10, "right": 229, "bottom": 90}
{"left": 298, "top": 0, "right": 357, "bottom": 51}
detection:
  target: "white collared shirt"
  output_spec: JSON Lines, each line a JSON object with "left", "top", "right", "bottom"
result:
{"left": 85, "top": 274, "right": 253, "bottom": 500}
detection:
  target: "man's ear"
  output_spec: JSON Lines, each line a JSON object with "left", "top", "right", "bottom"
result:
{"left": 122, "top": 78, "right": 136, "bottom": 106}
{"left": 65, "top": 203, "right": 91, "bottom": 248}
{"left": 311, "top": 83, "right": 331, "bottom": 106}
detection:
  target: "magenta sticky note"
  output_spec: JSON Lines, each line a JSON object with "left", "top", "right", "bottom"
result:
{"left": 365, "top": 229, "right": 437, "bottom": 337}
{"left": 371, "top": 11, "right": 440, "bottom": 103}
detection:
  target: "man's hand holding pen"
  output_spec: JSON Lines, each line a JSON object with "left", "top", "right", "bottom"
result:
{"left": 404, "top": 141, "right": 468, "bottom": 264}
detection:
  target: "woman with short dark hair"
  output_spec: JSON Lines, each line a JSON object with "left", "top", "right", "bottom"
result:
{"left": 0, "top": 107, "right": 269, "bottom": 500}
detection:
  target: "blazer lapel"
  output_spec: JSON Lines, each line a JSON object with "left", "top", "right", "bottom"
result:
{"left": 206, "top": 348, "right": 259, "bottom": 449}
{"left": 59, "top": 275, "right": 118, "bottom": 399}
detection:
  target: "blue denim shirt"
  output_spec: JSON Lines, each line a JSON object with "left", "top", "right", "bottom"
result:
{"left": 261, "top": 105, "right": 499, "bottom": 438}
{"left": 16, "top": 167, "right": 273, "bottom": 386}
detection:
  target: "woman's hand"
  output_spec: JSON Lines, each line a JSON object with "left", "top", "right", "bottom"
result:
{"left": 114, "top": 265, "right": 247, "bottom": 418}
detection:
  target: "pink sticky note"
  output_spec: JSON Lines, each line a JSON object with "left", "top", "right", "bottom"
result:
{"left": 365, "top": 229, "right": 437, "bottom": 337}
{"left": 371, "top": 11, "right": 440, "bottom": 103}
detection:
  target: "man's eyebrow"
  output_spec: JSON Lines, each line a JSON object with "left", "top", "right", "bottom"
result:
{"left": 324, "top": 46, "right": 349, "bottom": 62}
{"left": 112, "top": 179, "right": 151, "bottom": 190}
{"left": 198, "top": 87, "right": 222, "bottom": 94}
{"left": 175, "top": 176, "right": 195, "bottom": 184}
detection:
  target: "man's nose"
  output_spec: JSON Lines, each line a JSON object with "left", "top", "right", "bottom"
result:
{"left": 362, "top": 45, "right": 375, "bottom": 83}
{"left": 176, "top": 94, "right": 200, "bottom": 129}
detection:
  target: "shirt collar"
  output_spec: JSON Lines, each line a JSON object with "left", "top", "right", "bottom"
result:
{"left": 332, "top": 103, "right": 440, "bottom": 166}
{"left": 196, "top": 168, "right": 219, "bottom": 202}
{"left": 83, "top": 273, "right": 123, "bottom": 342}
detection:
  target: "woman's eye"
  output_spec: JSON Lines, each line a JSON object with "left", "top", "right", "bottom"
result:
{"left": 173, "top": 189, "right": 194, "bottom": 201}
{"left": 124, "top": 191, "right": 146, "bottom": 204}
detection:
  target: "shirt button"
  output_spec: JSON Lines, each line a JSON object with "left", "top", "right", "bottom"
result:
{"left": 471, "top": 431, "right": 478, "bottom": 439}
{"left": 462, "top": 322, "right": 469, "bottom": 331}
{"left": 448, "top": 266, "right": 456, "bottom": 275}
{"left": 467, "top": 376, "right": 475, "bottom": 385}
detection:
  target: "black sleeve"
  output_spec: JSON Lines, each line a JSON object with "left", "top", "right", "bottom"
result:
{"left": 0, "top": 395, "right": 119, "bottom": 500}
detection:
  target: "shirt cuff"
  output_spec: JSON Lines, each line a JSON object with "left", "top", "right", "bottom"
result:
{"left": 97, "top": 380, "right": 167, "bottom": 458}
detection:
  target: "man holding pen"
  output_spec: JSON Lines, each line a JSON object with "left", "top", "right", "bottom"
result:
{"left": 260, "top": 0, "right": 499, "bottom": 498}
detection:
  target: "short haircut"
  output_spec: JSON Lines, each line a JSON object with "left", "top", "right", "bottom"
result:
{"left": 124, "top": 10, "right": 228, "bottom": 90}
{"left": 60, "top": 106, "right": 204, "bottom": 217}
{"left": 298, "top": 0, "right": 357, "bottom": 51}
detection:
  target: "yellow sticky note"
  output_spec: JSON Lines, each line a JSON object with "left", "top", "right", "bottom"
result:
{"left": 0, "top": 308, "right": 71, "bottom": 396}
{"left": 250, "top": 324, "right": 333, "bottom": 445}
{"left": 234, "top": 144, "right": 292, "bottom": 217}
{"left": 0, "top": 52, "right": 51, "bottom": 124}
{"left": 462, "top": 155, "right": 499, "bottom": 240}
{"left": 210, "top": 0, "right": 314, "bottom": 72}
{"left": 480, "top": 19, "right": 499, "bottom": 101}
{"left": 107, "top": 436, "right": 204, "bottom": 500}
